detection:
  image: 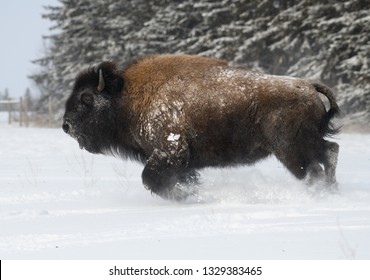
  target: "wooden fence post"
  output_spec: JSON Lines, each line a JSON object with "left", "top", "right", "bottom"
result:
{"left": 7, "top": 98, "right": 12, "bottom": 125}
{"left": 25, "top": 94, "right": 29, "bottom": 127}
{"left": 19, "top": 96, "right": 23, "bottom": 127}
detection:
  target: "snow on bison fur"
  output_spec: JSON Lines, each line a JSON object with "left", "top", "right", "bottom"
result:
{"left": 63, "top": 54, "right": 340, "bottom": 200}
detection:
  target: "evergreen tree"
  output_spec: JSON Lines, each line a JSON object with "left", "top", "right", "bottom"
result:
{"left": 31, "top": 0, "right": 370, "bottom": 126}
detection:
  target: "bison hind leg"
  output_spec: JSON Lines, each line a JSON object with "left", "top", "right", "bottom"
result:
{"left": 273, "top": 149, "right": 309, "bottom": 180}
{"left": 273, "top": 142, "right": 326, "bottom": 184}
{"left": 277, "top": 155, "right": 328, "bottom": 188}
{"left": 323, "top": 141, "right": 339, "bottom": 188}
{"left": 307, "top": 141, "right": 340, "bottom": 191}
{"left": 275, "top": 140, "right": 339, "bottom": 191}
{"left": 305, "top": 141, "right": 339, "bottom": 191}
{"left": 307, "top": 162, "right": 325, "bottom": 185}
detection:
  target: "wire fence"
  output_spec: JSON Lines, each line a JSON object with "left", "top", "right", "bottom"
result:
{"left": 0, "top": 97, "right": 30, "bottom": 127}
{"left": 0, "top": 96, "right": 55, "bottom": 127}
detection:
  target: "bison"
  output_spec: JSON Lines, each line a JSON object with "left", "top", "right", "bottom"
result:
{"left": 62, "top": 54, "right": 340, "bottom": 200}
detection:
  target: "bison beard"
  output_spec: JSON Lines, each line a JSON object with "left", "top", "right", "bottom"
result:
{"left": 63, "top": 54, "right": 340, "bottom": 200}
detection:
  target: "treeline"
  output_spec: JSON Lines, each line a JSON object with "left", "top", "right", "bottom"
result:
{"left": 31, "top": 0, "right": 370, "bottom": 126}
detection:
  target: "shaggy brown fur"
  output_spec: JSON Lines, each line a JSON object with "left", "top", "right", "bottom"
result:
{"left": 63, "top": 54, "right": 340, "bottom": 200}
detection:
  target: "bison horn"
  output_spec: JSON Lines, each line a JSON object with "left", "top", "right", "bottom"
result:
{"left": 97, "top": 69, "right": 105, "bottom": 92}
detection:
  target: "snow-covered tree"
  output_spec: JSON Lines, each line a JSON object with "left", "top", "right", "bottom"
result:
{"left": 32, "top": 0, "right": 370, "bottom": 127}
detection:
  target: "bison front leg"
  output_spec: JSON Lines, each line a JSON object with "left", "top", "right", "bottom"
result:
{"left": 142, "top": 149, "right": 178, "bottom": 196}
{"left": 142, "top": 148, "right": 194, "bottom": 200}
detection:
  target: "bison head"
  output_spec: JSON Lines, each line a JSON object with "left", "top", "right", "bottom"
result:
{"left": 62, "top": 61, "right": 123, "bottom": 154}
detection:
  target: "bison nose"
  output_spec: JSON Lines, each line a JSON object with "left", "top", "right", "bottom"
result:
{"left": 62, "top": 122, "right": 70, "bottom": 134}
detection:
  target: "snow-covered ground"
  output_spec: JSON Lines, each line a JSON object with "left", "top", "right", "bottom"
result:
{"left": 0, "top": 124, "right": 369, "bottom": 259}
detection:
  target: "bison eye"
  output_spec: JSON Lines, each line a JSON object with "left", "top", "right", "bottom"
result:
{"left": 80, "top": 93, "right": 93, "bottom": 106}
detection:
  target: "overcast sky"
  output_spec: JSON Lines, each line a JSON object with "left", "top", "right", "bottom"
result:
{"left": 0, "top": 0, "right": 58, "bottom": 98}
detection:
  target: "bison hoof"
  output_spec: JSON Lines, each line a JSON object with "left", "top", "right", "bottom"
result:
{"left": 326, "top": 180, "right": 339, "bottom": 193}
{"left": 306, "top": 179, "right": 339, "bottom": 196}
{"left": 148, "top": 183, "right": 198, "bottom": 201}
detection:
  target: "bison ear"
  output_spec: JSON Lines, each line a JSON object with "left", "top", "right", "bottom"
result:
{"left": 97, "top": 69, "right": 105, "bottom": 92}
{"left": 95, "top": 61, "right": 122, "bottom": 94}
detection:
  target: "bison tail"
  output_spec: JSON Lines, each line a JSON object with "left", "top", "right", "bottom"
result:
{"left": 310, "top": 80, "right": 341, "bottom": 137}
